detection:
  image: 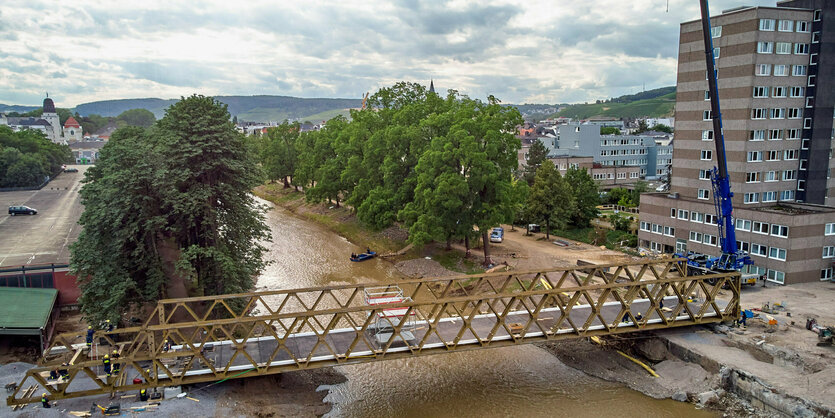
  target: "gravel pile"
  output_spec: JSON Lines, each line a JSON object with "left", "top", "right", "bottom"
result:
{"left": 395, "top": 258, "right": 456, "bottom": 278}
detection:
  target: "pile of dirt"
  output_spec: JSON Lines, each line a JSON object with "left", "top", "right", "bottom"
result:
{"left": 395, "top": 258, "right": 457, "bottom": 279}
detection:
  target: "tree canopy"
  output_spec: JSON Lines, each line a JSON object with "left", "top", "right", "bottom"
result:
{"left": 116, "top": 108, "right": 156, "bottom": 128}
{"left": 525, "top": 160, "right": 574, "bottom": 240}
{"left": 71, "top": 95, "right": 270, "bottom": 323}
{"left": 523, "top": 139, "right": 548, "bottom": 185}
{"left": 0, "top": 126, "right": 72, "bottom": 187}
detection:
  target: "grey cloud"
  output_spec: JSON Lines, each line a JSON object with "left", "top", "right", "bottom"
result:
{"left": 120, "top": 61, "right": 223, "bottom": 87}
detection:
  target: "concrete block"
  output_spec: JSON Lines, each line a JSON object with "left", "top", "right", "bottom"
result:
{"left": 672, "top": 392, "right": 688, "bottom": 402}
{"left": 697, "top": 389, "right": 720, "bottom": 405}
{"left": 163, "top": 386, "right": 182, "bottom": 398}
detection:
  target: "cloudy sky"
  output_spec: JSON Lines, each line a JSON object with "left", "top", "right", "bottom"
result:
{"left": 1, "top": 0, "right": 776, "bottom": 107}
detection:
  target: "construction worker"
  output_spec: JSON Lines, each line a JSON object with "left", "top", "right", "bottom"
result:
{"left": 635, "top": 313, "right": 644, "bottom": 321}
{"left": 162, "top": 339, "right": 171, "bottom": 352}
{"left": 49, "top": 369, "right": 59, "bottom": 380}
{"left": 58, "top": 363, "right": 69, "bottom": 379}
{"left": 86, "top": 326, "right": 94, "bottom": 348}
{"left": 102, "top": 354, "right": 111, "bottom": 377}
{"left": 105, "top": 319, "right": 114, "bottom": 332}
{"left": 139, "top": 388, "right": 149, "bottom": 402}
{"left": 112, "top": 349, "right": 120, "bottom": 360}
{"left": 41, "top": 393, "right": 51, "bottom": 408}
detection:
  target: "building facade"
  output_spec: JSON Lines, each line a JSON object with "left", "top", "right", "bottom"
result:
{"left": 639, "top": 3, "right": 835, "bottom": 284}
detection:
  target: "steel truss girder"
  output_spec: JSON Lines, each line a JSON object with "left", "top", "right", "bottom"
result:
{"left": 7, "top": 259, "right": 740, "bottom": 406}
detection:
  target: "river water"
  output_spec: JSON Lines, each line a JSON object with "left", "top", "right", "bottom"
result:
{"left": 255, "top": 200, "right": 714, "bottom": 417}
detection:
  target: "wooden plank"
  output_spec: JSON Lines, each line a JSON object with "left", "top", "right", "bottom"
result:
{"left": 70, "top": 348, "right": 83, "bottom": 365}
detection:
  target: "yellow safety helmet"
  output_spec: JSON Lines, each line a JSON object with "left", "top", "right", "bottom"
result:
{"left": 104, "top": 354, "right": 109, "bottom": 359}
{"left": 88, "top": 326, "right": 92, "bottom": 329}
{"left": 106, "top": 319, "right": 110, "bottom": 323}
{"left": 113, "top": 350, "right": 118, "bottom": 354}
{"left": 42, "top": 393, "right": 47, "bottom": 397}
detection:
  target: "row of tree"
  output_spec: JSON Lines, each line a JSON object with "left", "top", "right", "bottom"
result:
{"left": 250, "top": 82, "right": 603, "bottom": 262}
{"left": 0, "top": 126, "right": 72, "bottom": 188}
{"left": 71, "top": 96, "right": 269, "bottom": 323}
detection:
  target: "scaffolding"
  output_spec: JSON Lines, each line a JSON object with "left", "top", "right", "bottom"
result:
{"left": 363, "top": 286, "right": 417, "bottom": 347}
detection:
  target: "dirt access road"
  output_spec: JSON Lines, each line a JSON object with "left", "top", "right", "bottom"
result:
{"left": 487, "top": 224, "right": 637, "bottom": 270}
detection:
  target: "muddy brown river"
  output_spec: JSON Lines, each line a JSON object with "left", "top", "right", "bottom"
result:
{"left": 255, "top": 200, "right": 714, "bottom": 417}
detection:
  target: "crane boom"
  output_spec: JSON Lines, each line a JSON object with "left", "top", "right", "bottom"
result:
{"left": 698, "top": 0, "right": 751, "bottom": 271}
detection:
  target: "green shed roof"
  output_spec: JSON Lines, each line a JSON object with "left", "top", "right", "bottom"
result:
{"left": 0, "top": 287, "right": 57, "bottom": 332}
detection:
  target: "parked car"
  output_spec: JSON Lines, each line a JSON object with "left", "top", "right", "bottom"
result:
{"left": 64, "top": 167, "right": 78, "bottom": 173}
{"left": 490, "top": 227, "right": 504, "bottom": 243}
{"left": 8, "top": 205, "right": 38, "bottom": 215}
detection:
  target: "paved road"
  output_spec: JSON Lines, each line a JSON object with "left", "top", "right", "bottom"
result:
{"left": 0, "top": 165, "right": 88, "bottom": 267}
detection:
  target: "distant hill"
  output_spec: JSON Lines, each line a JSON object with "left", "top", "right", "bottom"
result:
{"left": 552, "top": 87, "right": 676, "bottom": 119}
{"left": 0, "top": 104, "right": 40, "bottom": 114}
{"left": 72, "top": 95, "right": 362, "bottom": 122}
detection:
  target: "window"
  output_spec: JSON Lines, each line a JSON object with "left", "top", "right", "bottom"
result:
{"left": 770, "top": 224, "right": 788, "bottom": 238}
{"left": 711, "top": 26, "right": 722, "bottom": 38}
{"left": 746, "top": 172, "right": 760, "bottom": 183}
{"left": 705, "top": 214, "right": 717, "bottom": 225}
{"left": 767, "top": 269, "right": 785, "bottom": 284}
{"left": 752, "top": 221, "right": 769, "bottom": 234}
{"left": 769, "top": 129, "right": 783, "bottom": 140}
{"left": 776, "top": 42, "right": 791, "bottom": 54}
{"left": 824, "top": 246, "right": 835, "bottom": 258}
{"left": 698, "top": 189, "right": 710, "bottom": 200}
{"left": 800, "top": 159, "right": 808, "bottom": 170}
{"left": 755, "top": 64, "right": 771, "bottom": 76}
{"left": 701, "top": 150, "right": 713, "bottom": 161}
{"left": 640, "top": 221, "right": 650, "bottom": 232}
{"left": 704, "top": 90, "right": 710, "bottom": 100}
{"left": 810, "top": 53, "right": 818, "bottom": 65}
{"left": 788, "top": 109, "right": 801, "bottom": 119}
{"left": 702, "top": 130, "right": 714, "bottom": 141}
{"left": 798, "top": 180, "right": 805, "bottom": 190}
{"left": 759, "top": 19, "right": 775, "bottom": 31}
{"left": 766, "top": 150, "right": 779, "bottom": 161}
{"left": 617, "top": 172, "right": 626, "bottom": 179}
{"left": 793, "top": 65, "right": 807, "bottom": 76}
{"left": 747, "top": 151, "right": 762, "bottom": 162}
{"left": 749, "top": 130, "right": 766, "bottom": 141}
{"left": 808, "top": 75, "right": 816, "bottom": 86}
{"left": 736, "top": 219, "right": 751, "bottom": 231}
{"left": 774, "top": 65, "right": 788, "bottom": 76}
{"left": 757, "top": 41, "right": 773, "bottom": 53}
{"left": 737, "top": 241, "right": 750, "bottom": 254}
{"left": 804, "top": 118, "right": 813, "bottom": 128}
{"left": 825, "top": 223, "right": 835, "bottom": 235}
{"left": 813, "top": 9, "right": 821, "bottom": 21}
{"left": 744, "top": 193, "right": 759, "bottom": 204}
{"left": 689, "top": 231, "right": 703, "bottom": 243}
{"left": 663, "top": 226, "right": 675, "bottom": 237}
{"left": 783, "top": 170, "right": 797, "bottom": 181}
{"left": 753, "top": 86, "right": 769, "bottom": 98}
{"left": 676, "top": 239, "right": 687, "bottom": 254}
{"left": 713, "top": 47, "right": 720, "bottom": 58}
{"left": 770, "top": 87, "right": 785, "bottom": 98}
{"left": 763, "top": 191, "right": 778, "bottom": 202}
{"left": 822, "top": 268, "right": 834, "bottom": 281}
{"left": 671, "top": 208, "right": 676, "bottom": 218}
{"left": 765, "top": 170, "right": 777, "bottom": 182}
{"left": 778, "top": 20, "right": 793, "bottom": 32}
{"left": 677, "top": 209, "right": 689, "bottom": 220}
{"left": 751, "top": 108, "right": 767, "bottom": 119}
{"left": 699, "top": 169, "right": 711, "bottom": 180}
{"left": 703, "top": 110, "right": 713, "bottom": 121}
{"left": 703, "top": 234, "right": 717, "bottom": 246}
{"left": 797, "top": 21, "right": 811, "bottom": 32}
{"left": 652, "top": 223, "right": 663, "bottom": 234}
{"left": 812, "top": 31, "right": 820, "bottom": 42}
{"left": 784, "top": 149, "right": 798, "bottom": 160}
{"left": 801, "top": 138, "right": 809, "bottom": 150}
{"left": 794, "top": 43, "right": 809, "bottom": 54}
{"left": 790, "top": 86, "right": 804, "bottom": 97}
{"left": 691, "top": 211, "right": 705, "bottom": 223}
{"left": 769, "top": 247, "right": 787, "bottom": 261}
{"left": 780, "top": 190, "right": 795, "bottom": 201}
{"left": 806, "top": 97, "right": 814, "bottom": 108}
{"left": 751, "top": 243, "right": 767, "bottom": 257}
{"left": 770, "top": 108, "right": 785, "bottom": 119}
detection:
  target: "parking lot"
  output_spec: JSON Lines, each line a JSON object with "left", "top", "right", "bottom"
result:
{"left": 0, "top": 165, "right": 89, "bottom": 267}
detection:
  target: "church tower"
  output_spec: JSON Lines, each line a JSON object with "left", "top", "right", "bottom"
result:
{"left": 41, "top": 97, "right": 62, "bottom": 143}
{"left": 429, "top": 79, "right": 435, "bottom": 94}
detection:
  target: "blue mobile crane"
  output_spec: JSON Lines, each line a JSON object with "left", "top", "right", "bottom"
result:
{"left": 676, "top": 0, "right": 754, "bottom": 281}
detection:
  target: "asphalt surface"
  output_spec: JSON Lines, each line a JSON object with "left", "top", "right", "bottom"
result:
{"left": 0, "top": 165, "right": 88, "bottom": 267}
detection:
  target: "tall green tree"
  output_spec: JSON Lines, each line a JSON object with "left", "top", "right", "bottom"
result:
{"left": 524, "top": 139, "right": 548, "bottom": 185}
{"left": 262, "top": 122, "right": 300, "bottom": 188}
{"left": 71, "top": 96, "right": 270, "bottom": 323}
{"left": 117, "top": 108, "right": 156, "bottom": 128}
{"left": 526, "top": 160, "right": 574, "bottom": 240}
{"left": 565, "top": 167, "right": 600, "bottom": 227}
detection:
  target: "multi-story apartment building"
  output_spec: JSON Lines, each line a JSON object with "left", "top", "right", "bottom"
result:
{"left": 538, "top": 124, "right": 673, "bottom": 180}
{"left": 639, "top": 2, "right": 835, "bottom": 284}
